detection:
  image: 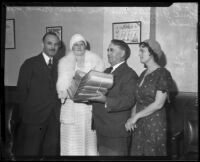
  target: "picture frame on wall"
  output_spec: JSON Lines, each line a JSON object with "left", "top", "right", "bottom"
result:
{"left": 46, "top": 26, "right": 62, "bottom": 43}
{"left": 6, "top": 19, "right": 16, "bottom": 49}
{"left": 112, "top": 21, "right": 141, "bottom": 44}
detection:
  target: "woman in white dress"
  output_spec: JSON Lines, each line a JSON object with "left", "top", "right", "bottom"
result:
{"left": 56, "top": 34, "right": 105, "bottom": 155}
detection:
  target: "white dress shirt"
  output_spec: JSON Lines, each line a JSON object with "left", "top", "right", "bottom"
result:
{"left": 111, "top": 61, "right": 125, "bottom": 73}
{"left": 42, "top": 52, "right": 53, "bottom": 65}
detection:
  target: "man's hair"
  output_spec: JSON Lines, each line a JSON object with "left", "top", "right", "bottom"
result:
{"left": 42, "top": 32, "right": 60, "bottom": 42}
{"left": 111, "top": 39, "right": 131, "bottom": 61}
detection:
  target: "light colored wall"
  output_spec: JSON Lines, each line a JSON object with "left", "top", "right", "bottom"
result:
{"left": 5, "top": 7, "right": 104, "bottom": 86}
{"left": 103, "top": 7, "right": 150, "bottom": 76}
{"left": 156, "top": 3, "right": 198, "bottom": 92}
{"left": 5, "top": 5, "right": 198, "bottom": 92}
{"left": 102, "top": 4, "right": 198, "bottom": 92}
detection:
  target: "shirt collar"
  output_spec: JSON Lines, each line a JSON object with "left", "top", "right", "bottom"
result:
{"left": 42, "top": 52, "right": 53, "bottom": 65}
{"left": 111, "top": 61, "right": 125, "bottom": 73}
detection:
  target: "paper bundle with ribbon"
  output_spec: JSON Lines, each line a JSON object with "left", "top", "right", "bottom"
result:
{"left": 67, "top": 70, "right": 114, "bottom": 102}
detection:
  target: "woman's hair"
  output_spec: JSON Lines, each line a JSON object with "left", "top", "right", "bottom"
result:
{"left": 139, "top": 41, "right": 159, "bottom": 64}
{"left": 111, "top": 39, "right": 131, "bottom": 61}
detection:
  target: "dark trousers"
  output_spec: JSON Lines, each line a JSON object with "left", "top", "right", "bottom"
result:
{"left": 97, "top": 133, "right": 130, "bottom": 156}
{"left": 14, "top": 111, "right": 60, "bottom": 157}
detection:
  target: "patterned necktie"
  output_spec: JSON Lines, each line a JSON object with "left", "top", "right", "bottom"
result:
{"left": 48, "top": 58, "right": 53, "bottom": 70}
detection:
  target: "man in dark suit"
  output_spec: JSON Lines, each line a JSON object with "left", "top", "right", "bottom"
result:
{"left": 15, "top": 32, "right": 61, "bottom": 157}
{"left": 88, "top": 39, "right": 138, "bottom": 156}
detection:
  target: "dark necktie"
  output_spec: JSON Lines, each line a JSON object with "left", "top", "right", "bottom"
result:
{"left": 106, "top": 66, "right": 113, "bottom": 73}
{"left": 48, "top": 58, "right": 53, "bottom": 70}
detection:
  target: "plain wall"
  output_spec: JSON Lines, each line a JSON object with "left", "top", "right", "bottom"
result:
{"left": 156, "top": 3, "right": 198, "bottom": 92}
{"left": 5, "top": 7, "right": 104, "bottom": 86}
{"left": 4, "top": 4, "right": 198, "bottom": 92}
{"left": 103, "top": 7, "right": 151, "bottom": 76}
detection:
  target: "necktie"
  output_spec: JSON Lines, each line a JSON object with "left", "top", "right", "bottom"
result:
{"left": 106, "top": 66, "right": 113, "bottom": 73}
{"left": 48, "top": 58, "right": 53, "bottom": 70}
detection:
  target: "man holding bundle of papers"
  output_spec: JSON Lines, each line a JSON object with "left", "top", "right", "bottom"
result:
{"left": 67, "top": 70, "right": 114, "bottom": 102}
{"left": 88, "top": 39, "right": 138, "bottom": 156}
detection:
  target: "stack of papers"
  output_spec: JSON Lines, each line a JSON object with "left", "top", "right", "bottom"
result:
{"left": 67, "top": 70, "right": 114, "bottom": 102}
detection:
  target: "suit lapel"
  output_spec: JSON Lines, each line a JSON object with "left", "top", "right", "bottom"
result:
{"left": 38, "top": 53, "right": 57, "bottom": 72}
{"left": 37, "top": 53, "right": 52, "bottom": 79}
{"left": 52, "top": 58, "right": 58, "bottom": 82}
{"left": 38, "top": 53, "right": 48, "bottom": 68}
{"left": 112, "top": 62, "right": 127, "bottom": 77}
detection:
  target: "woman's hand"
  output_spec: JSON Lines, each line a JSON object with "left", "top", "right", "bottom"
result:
{"left": 58, "top": 90, "right": 69, "bottom": 104}
{"left": 125, "top": 114, "right": 139, "bottom": 132}
{"left": 61, "top": 98, "right": 66, "bottom": 104}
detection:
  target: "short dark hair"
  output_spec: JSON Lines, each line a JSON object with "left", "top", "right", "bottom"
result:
{"left": 139, "top": 41, "right": 159, "bottom": 64}
{"left": 42, "top": 32, "right": 60, "bottom": 42}
{"left": 111, "top": 39, "right": 131, "bottom": 61}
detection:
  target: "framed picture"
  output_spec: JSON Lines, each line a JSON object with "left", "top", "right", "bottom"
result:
{"left": 6, "top": 19, "right": 16, "bottom": 49}
{"left": 112, "top": 21, "right": 141, "bottom": 44}
{"left": 46, "top": 26, "right": 62, "bottom": 42}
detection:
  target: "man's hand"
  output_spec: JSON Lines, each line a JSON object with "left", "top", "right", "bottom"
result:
{"left": 88, "top": 91, "right": 107, "bottom": 103}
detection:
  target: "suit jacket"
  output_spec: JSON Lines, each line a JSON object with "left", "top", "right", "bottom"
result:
{"left": 93, "top": 62, "right": 138, "bottom": 138}
{"left": 17, "top": 53, "right": 61, "bottom": 124}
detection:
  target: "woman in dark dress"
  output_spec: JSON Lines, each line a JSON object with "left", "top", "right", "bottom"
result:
{"left": 125, "top": 39, "right": 173, "bottom": 156}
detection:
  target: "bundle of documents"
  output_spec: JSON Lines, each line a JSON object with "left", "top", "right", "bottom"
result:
{"left": 67, "top": 70, "right": 114, "bottom": 102}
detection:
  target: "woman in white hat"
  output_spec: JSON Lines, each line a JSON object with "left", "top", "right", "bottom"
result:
{"left": 56, "top": 34, "right": 105, "bottom": 155}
